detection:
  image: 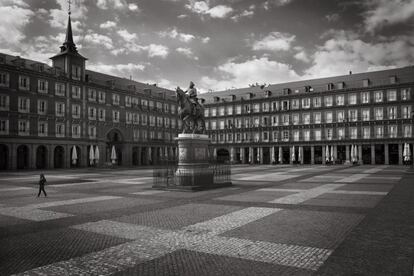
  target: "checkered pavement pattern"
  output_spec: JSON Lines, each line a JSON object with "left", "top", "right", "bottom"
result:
{"left": 0, "top": 165, "right": 407, "bottom": 275}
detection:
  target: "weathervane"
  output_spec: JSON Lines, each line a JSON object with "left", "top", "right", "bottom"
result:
{"left": 68, "top": 0, "right": 72, "bottom": 15}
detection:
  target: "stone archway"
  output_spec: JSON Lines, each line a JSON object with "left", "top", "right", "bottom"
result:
{"left": 70, "top": 146, "right": 81, "bottom": 167}
{"left": 54, "top": 146, "right": 65, "bottom": 168}
{"left": 217, "top": 148, "right": 230, "bottom": 163}
{"left": 36, "top": 145, "right": 48, "bottom": 169}
{"left": 106, "top": 129, "right": 124, "bottom": 165}
{"left": 0, "top": 144, "right": 8, "bottom": 170}
{"left": 17, "top": 145, "right": 29, "bottom": 169}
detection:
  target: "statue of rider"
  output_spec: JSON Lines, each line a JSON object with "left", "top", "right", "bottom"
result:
{"left": 185, "top": 81, "right": 198, "bottom": 116}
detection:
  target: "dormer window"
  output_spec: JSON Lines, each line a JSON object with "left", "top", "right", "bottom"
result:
{"left": 389, "top": 76, "right": 397, "bottom": 84}
{"left": 283, "top": 88, "right": 290, "bottom": 95}
{"left": 336, "top": 82, "right": 345, "bottom": 89}
{"left": 247, "top": 92, "right": 254, "bottom": 99}
{"left": 72, "top": 65, "right": 81, "bottom": 80}
{"left": 265, "top": 90, "right": 272, "bottom": 97}
{"left": 214, "top": 96, "right": 220, "bottom": 102}
{"left": 19, "top": 75, "right": 30, "bottom": 91}
{"left": 304, "top": 86, "right": 312, "bottom": 92}
{"left": 363, "top": 79, "right": 370, "bottom": 87}
{"left": 327, "top": 83, "right": 334, "bottom": 91}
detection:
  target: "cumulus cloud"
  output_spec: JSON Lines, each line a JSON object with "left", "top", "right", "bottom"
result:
{"left": 117, "top": 29, "right": 137, "bottom": 42}
{"left": 252, "top": 32, "right": 296, "bottom": 51}
{"left": 145, "top": 44, "right": 169, "bottom": 58}
{"left": 176, "top": 47, "right": 198, "bottom": 60}
{"left": 128, "top": 3, "right": 139, "bottom": 11}
{"left": 231, "top": 9, "right": 254, "bottom": 22}
{"left": 262, "top": 0, "right": 292, "bottom": 10}
{"left": 202, "top": 37, "right": 210, "bottom": 43}
{"left": 364, "top": 0, "right": 414, "bottom": 32}
{"left": 200, "top": 56, "right": 300, "bottom": 91}
{"left": 185, "top": 1, "right": 233, "bottom": 18}
{"left": 49, "top": 0, "right": 87, "bottom": 30}
{"left": 97, "top": 0, "right": 127, "bottom": 10}
{"left": 100, "top": 21, "right": 117, "bottom": 29}
{"left": 84, "top": 33, "right": 114, "bottom": 49}
{"left": 88, "top": 62, "right": 145, "bottom": 79}
{"left": 304, "top": 30, "right": 414, "bottom": 78}
{"left": 160, "top": 28, "right": 195, "bottom": 43}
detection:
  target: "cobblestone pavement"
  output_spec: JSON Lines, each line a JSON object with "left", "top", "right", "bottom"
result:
{"left": 0, "top": 165, "right": 413, "bottom": 275}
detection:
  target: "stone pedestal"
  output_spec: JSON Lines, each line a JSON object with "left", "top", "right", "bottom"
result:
{"left": 175, "top": 134, "right": 214, "bottom": 189}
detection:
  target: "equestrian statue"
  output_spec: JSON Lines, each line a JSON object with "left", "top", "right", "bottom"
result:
{"left": 176, "top": 81, "right": 205, "bottom": 134}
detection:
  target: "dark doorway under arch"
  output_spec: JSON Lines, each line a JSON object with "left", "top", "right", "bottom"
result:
{"left": 0, "top": 144, "right": 8, "bottom": 170}
{"left": 36, "top": 145, "right": 48, "bottom": 169}
{"left": 54, "top": 146, "right": 65, "bottom": 168}
{"left": 17, "top": 145, "right": 29, "bottom": 169}
{"left": 217, "top": 148, "right": 230, "bottom": 163}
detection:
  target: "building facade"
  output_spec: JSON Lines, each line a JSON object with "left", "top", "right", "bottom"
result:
{"left": 201, "top": 67, "right": 414, "bottom": 165}
{"left": 0, "top": 15, "right": 179, "bottom": 170}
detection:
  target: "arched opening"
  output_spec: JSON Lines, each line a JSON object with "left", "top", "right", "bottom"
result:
{"left": 0, "top": 144, "right": 8, "bottom": 170}
{"left": 132, "top": 147, "right": 139, "bottom": 166}
{"left": 54, "top": 146, "right": 65, "bottom": 168}
{"left": 361, "top": 145, "right": 371, "bottom": 164}
{"left": 106, "top": 129, "right": 124, "bottom": 165}
{"left": 36, "top": 145, "right": 48, "bottom": 169}
{"left": 17, "top": 145, "right": 29, "bottom": 169}
{"left": 70, "top": 146, "right": 81, "bottom": 167}
{"left": 217, "top": 148, "right": 230, "bottom": 163}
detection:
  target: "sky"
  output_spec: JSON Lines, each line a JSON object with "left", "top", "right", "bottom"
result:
{"left": 1, "top": 0, "right": 414, "bottom": 93}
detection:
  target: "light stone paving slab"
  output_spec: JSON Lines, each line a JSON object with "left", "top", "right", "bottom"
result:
{"left": 363, "top": 166, "right": 388, "bottom": 174}
{"left": 131, "top": 190, "right": 166, "bottom": 195}
{"left": 0, "top": 196, "right": 122, "bottom": 222}
{"left": 259, "top": 188, "right": 388, "bottom": 196}
{"left": 335, "top": 174, "right": 369, "bottom": 183}
{"left": 268, "top": 184, "right": 346, "bottom": 204}
{"left": 14, "top": 207, "right": 332, "bottom": 275}
{"left": 236, "top": 173, "right": 299, "bottom": 181}
{"left": 0, "top": 187, "right": 33, "bottom": 192}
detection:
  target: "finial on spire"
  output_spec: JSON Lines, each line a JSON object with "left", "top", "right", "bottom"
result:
{"left": 68, "top": 0, "right": 72, "bottom": 15}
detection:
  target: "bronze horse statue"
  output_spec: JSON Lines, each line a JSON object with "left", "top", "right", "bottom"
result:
{"left": 176, "top": 87, "right": 205, "bottom": 134}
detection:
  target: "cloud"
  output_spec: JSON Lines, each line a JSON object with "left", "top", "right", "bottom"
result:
{"left": 100, "top": 21, "right": 117, "bottom": 29}
{"left": 84, "top": 33, "right": 114, "bottom": 49}
{"left": 96, "top": 0, "right": 127, "bottom": 10}
{"left": 231, "top": 9, "right": 254, "bottom": 22}
{"left": 177, "top": 14, "right": 188, "bottom": 18}
{"left": 294, "top": 50, "right": 310, "bottom": 62}
{"left": 262, "top": 0, "right": 293, "bottom": 10}
{"left": 305, "top": 30, "right": 414, "bottom": 78}
{"left": 325, "top": 13, "right": 340, "bottom": 22}
{"left": 202, "top": 37, "right": 210, "bottom": 43}
{"left": 364, "top": 0, "right": 414, "bottom": 32}
{"left": 160, "top": 28, "right": 195, "bottom": 43}
{"left": 185, "top": 1, "right": 233, "bottom": 18}
{"left": 200, "top": 56, "right": 300, "bottom": 91}
{"left": 0, "top": 1, "right": 34, "bottom": 47}
{"left": 252, "top": 32, "right": 296, "bottom": 51}
{"left": 117, "top": 29, "right": 138, "bottom": 42}
{"left": 88, "top": 62, "right": 145, "bottom": 79}
{"left": 128, "top": 3, "right": 139, "bottom": 11}
{"left": 146, "top": 44, "right": 169, "bottom": 58}
{"left": 49, "top": 0, "right": 87, "bottom": 30}
{"left": 176, "top": 47, "right": 198, "bottom": 60}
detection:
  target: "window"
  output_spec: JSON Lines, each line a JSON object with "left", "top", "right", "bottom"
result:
{"left": 125, "top": 112, "right": 132, "bottom": 124}
{"left": 235, "top": 118, "right": 242, "bottom": 128}
{"left": 56, "top": 123, "right": 65, "bottom": 137}
{"left": 0, "top": 95, "right": 9, "bottom": 111}
{"left": 18, "top": 120, "right": 30, "bottom": 135}
{"left": 374, "top": 91, "right": 383, "bottom": 102}
{"left": 253, "top": 103, "right": 260, "bottom": 113}
{"left": 244, "top": 118, "right": 250, "bottom": 128}
{"left": 281, "top": 100, "right": 289, "bottom": 111}
{"left": 211, "top": 108, "right": 217, "bottom": 116}
{"left": 350, "top": 127, "right": 358, "bottom": 139}
{"left": 236, "top": 105, "right": 242, "bottom": 114}
{"left": 388, "top": 125, "right": 397, "bottom": 138}
{"left": 272, "top": 131, "right": 279, "bottom": 142}
{"left": 164, "top": 117, "right": 169, "bottom": 127}
{"left": 314, "top": 129, "right": 321, "bottom": 141}
{"left": 349, "top": 109, "right": 358, "bottom": 122}
{"left": 112, "top": 111, "right": 120, "bottom": 123}
{"left": 156, "top": 102, "right": 162, "bottom": 111}
{"left": 337, "top": 110, "right": 345, "bottom": 122}
{"left": 72, "top": 86, "right": 81, "bottom": 99}
{"left": 271, "top": 101, "right": 278, "bottom": 111}
{"left": 293, "top": 130, "right": 300, "bottom": 141}
{"left": 72, "top": 65, "right": 81, "bottom": 80}
{"left": 375, "top": 126, "right": 383, "bottom": 138}
{"left": 292, "top": 114, "right": 299, "bottom": 125}
{"left": 18, "top": 97, "right": 30, "bottom": 113}
{"left": 133, "top": 129, "right": 140, "bottom": 141}
{"left": 37, "top": 79, "right": 48, "bottom": 93}
{"left": 55, "top": 102, "right": 65, "bottom": 117}
{"left": 112, "top": 94, "right": 120, "bottom": 105}
{"left": 204, "top": 108, "right": 209, "bottom": 117}
{"left": 363, "top": 79, "right": 370, "bottom": 87}
{"left": 171, "top": 104, "right": 176, "bottom": 114}
{"left": 88, "top": 107, "right": 96, "bottom": 120}
{"left": 38, "top": 121, "right": 48, "bottom": 137}
{"left": 72, "top": 104, "right": 80, "bottom": 118}
{"left": 19, "top": 75, "right": 30, "bottom": 90}
{"left": 363, "top": 127, "right": 370, "bottom": 139}
{"left": 388, "top": 106, "right": 397, "bottom": 119}
{"left": 0, "top": 119, "right": 9, "bottom": 135}
{"left": 282, "top": 130, "right": 289, "bottom": 142}
{"left": 149, "top": 115, "right": 155, "bottom": 126}
{"left": 141, "top": 114, "right": 147, "bottom": 125}
{"left": 219, "top": 106, "right": 225, "bottom": 116}
{"left": 263, "top": 131, "right": 270, "bottom": 141}
{"left": 313, "top": 97, "right": 321, "bottom": 108}
{"left": 72, "top": 124, "right": 81, "bottom": 138}
{"left": 401, "top": 88, "right": 411, "bottom": 100}
{"left": 149, "top": 101, "right": 154, "bottom": 110}
{"left": 314, "top": 112, "right": 321, "bottom": 124}
{"left": 302, "top": 98, "right": 310, "bottom": 109}
{"left": 271, "top": 115, "right": 279, "bottom": 126}
{"left": 326, "top": 128, "right": 333, "bottom": 140}
{"left": 142, "top": 130, "right": 147, "bottom": 141}
{"left": 291, "top": 99, "right": 300, "bottom": 109}
{"left": 375, "top": 107, "right": 383, "bottom": 120}
{"left": 253, "top": 118, "right": 259, "bottom": 127}
{"left": 361, "top": 92, "right": 370, "bottom": 104}
{"left": 98, "top": 109, "right": 105, "bottom": 121}
{"left": 88, "top": 89, "right": 96, "bottom": 101}
{"left": 337, "top": 128, "right": 345, "bottom": 139}
{"left": 336, "top": 95, "right": 344, "bottom": 106}
{"left": 282, "top": 114, "right": 289, "bottom": 125}
{"left": 348, "top": 94, "right": 357, "bottom": 105}
{"left": 227, "top": 105, "right": 233, "bottom": 115}
{"left": 403, "top": 125, "right": 412, "bottom": 138}
{"left": 387, "top": 90, "right": 397, "bottom": 101}
{"left": 261, "top": 116, "right": 269, "bottom": 126}
{"left": 0, "top": 72, "right": 9, "bottom": 87}
{"left": 402, "top": 106, "right": 412, "bottom": 119}
{"left": 157, "top": 117, "right": 163, "bottom": 127}
{"left": 324, "top": 96, "right": 333, "bottom": 107}
{"left": 37, "top": 100, "right": 47, "bottom": 115}
{"left": 325, "top": 112, "right": 333, "bottom": 123}
{"left": 303, "top": 113, "right": 310, "bottom": 124}
{"left": 303, "top": 130, "right": 310, "bottom": 141}
{"left": 98, "top": 91, "right": 106, "bottom": 103}
{"left": 362, "top": 109, "right": 370, "bottom": 121}
{"left": 88, "top": 125, "right": 97, "bottom": 139}
{"left": 55, "top": 83, "right": 65, "bottom": 96}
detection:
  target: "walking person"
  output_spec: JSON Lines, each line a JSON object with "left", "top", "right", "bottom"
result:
{"left": 37, "top": 173, "right": 47, "bottom": 197}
